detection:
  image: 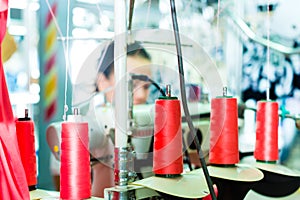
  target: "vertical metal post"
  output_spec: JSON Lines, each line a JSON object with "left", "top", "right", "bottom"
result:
{"left": 225, "top": 0, "right": 244, "bottom": 97}
{"left": 114, "top": 0, "right": 129, "bottom": 191}
{"left": 114, "top": 0, "right": 128, "bottom": 149}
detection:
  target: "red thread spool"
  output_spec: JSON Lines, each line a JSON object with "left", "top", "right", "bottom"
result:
{"left": 254, "top": 101, "right": 279, "bottom": 162}
{"left": 15, "top": 109, "right": 37, "bottom": 190}
{"left": 60, "top": 120, "right": 91, "bottom": 200}
{"left": 153, "top": 96, "right": 183, "bottom": 177}
{"left": 209, "top": 97, "right": 239, "bottom": 165}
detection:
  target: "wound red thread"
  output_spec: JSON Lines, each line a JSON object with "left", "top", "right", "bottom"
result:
{"left": 60, "top": 122, "right": 91, "bottom": 200}
{"left": 254, "top": 101, "right": 279, "bottom": 162}
{"left": 153, "top": 99, "right": 183, "bottom": 175}
{"left": 16, "top": 119, "right": 37, "bottom": 189}
{"left": 209, "top": 97, "right": 239, "bottom": 165}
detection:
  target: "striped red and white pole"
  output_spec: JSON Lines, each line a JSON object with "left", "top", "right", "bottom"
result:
{"left": 43, "top": 2, "right": 58, "bottom": 122}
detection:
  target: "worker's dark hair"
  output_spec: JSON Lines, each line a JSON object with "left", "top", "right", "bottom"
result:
{"left": 97, "top": 41, "right": 151, "bottom": 78}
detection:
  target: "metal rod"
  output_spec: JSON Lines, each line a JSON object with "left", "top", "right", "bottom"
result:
{"left": 56, "top": 37, "right": 193, "bottom": 47}
{"left": 114, "top": 0, "right": 128, "bottom": 148}
{"left": 128, "top": 0, "right": 135, "bottom": 31}
{"left": 223, "top": 86, "right": 227, "bottom": 96}
{"left": 25, "top": 108, "right": 29, "bottom": 118}
{"left": 166, "top": 84, "right": 172, "bottom": 97}
{"left": 227, "top": 12, "right": 300, "bottom": 55}
{"left": 57, "top": 36, "right": 113, "bottom": 41}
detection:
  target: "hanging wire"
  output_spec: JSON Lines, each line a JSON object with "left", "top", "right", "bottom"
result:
{"left": 95, "top": 1, "right": 106, "bottom": 30}
{"left": 169, "top": 0, "right": 217, "bottom": 199}
{"left": 266, "top": 0, "right": 271, "bottom": 101}
{"left": 62, "top": 0, "right": 71, "bottom": 121}
{"left": 216, "top": 0, "right": 221, "bottom": 59}
{"left": 128, "top": 0, "right": 135, "bottom": 31}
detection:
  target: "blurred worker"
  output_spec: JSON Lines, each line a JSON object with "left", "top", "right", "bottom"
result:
{"left": 91, "top": 40, "right": 152, "bottom": 197}
{"left": 96, "top": 40, "right": 152, "bottom": 104}
{"left": 49, "top": 40, "right": 152, "bottom": 197}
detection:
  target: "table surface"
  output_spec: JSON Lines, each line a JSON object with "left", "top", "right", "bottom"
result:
{"left": 30, "top": 187, "right": 300, "bottom": 200}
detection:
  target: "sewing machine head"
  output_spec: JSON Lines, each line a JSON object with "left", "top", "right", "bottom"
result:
{"left": 46, "top": 92, "right": 211, "bottom": 165}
